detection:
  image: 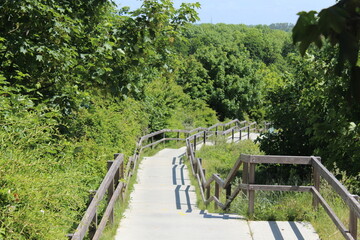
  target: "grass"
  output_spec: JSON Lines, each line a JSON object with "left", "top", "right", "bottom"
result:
{"left": 96, "top": 137, "right": 360, "bottom": 240}
{"left": 186, "top": 138, "right": 263, "bottom": 212}
{"left": 191, "top": 138, "right": 360, "bottom": 240}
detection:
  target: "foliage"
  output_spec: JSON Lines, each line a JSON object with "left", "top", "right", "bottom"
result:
{"left": 259, "top": 0, "right": 360, "bottom": 196}
{"left": 292, "top": 0, "right": 360, "bottom": 102}
{"left": 0, "top": 0, "right": 215, "bottom": 239}
{"left": 144, "top": 77, "right": 217, "bottom": 132}
{"left": 268, "top": 23, "right": 294, "bottom": 32}
{"left": 196, "top": 139, "right": 263, "bottom": 179}
{"left": 259, "top": 44, "right": 360, "bottom": 194}
{"left": 176, "top": 24, "right": 292, "bottom": 121}
{"left": 195, "top": 137, "right": 359, "bottom": 240}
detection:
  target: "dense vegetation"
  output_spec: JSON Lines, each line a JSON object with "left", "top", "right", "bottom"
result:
{"left": 0, "top": 1, "right": 215, "bottom": 239}
{"left": 1, "top": 0, "right": 359, "bottom": 238}
{"left": 196, "top": 140, "right": 358, "bottom": 240}
{"left": 176, "top": 23, "right": 292, "bottom": 121}
{"left": 260, "top": 0, "right": 360, "bottom": 194}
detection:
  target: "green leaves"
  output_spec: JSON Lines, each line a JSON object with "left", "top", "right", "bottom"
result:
{"left": 292, "top": 11, "right": 322, "bottom": 56}
{"left": 318, "top": 6, "right": 348, "bottom": 34}
{"left": 176, "top": 24, "right": 290, "bottom": 121}
{"left": 293, "top": 0, "right": 360, "bottom": 69}
{"left": 293, "top": 0, "right": 360, "bottom": 106}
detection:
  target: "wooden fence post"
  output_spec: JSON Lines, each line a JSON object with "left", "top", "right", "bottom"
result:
{"left": 247, "top": 126, "right": 250, "bottom": 139}
{"left": 349, "top": 208, "right": 358, "bottom": 239}
{"left": 194, "top": 135, "right": 197, "bottom": 152}
{"left": 203, "top": 131, "right": 206, "bottom": 144}
{"left": 194, "top": 158, "right": 200, "bottom": 174}
{"left": 242, "top": 162, "right": 248, "bottom": 195}
{"left": 239, "top": 130, "right": 242, "bottom": 141}
{"left": 349, "top": 195, "right": 359, "bottom": 239}
{"left": 214, "top": 174, "right": 220, "bottom": 209}
{"left": 232, "top": 128, "right": 235, "bottom": 142}
{"left": 88, "top": 190, "right": 97, "bottom": 239}
{"left": 226, "top": 184, "right": 232, "bottom": 201}
{"left": 248, "top": 163, "right": 256, "bottom": 216}
{"left": 107, "top": 161, "right": 115, "bottom": 224}
{"left": 312, "top": 159, "right": 320, "bottom": 210}
{"left": 114, "top": 153, "right": 123, "bottom": 201}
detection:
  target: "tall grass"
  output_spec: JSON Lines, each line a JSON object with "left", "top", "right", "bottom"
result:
{"left": 193, "top": 139, "right": 360, "bottom": 240}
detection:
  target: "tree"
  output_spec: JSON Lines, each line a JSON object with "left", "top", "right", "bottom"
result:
{"left": 293, "top": 0, "right": 360, "bottom": 108}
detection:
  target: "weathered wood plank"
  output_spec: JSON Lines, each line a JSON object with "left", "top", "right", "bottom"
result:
{"left": 241, "top": 154, "right": 313, "bottom": 165}
{"left": 141, "top": 138, "right": 184, "bottom": 150}
{"left": 215, "top": 181, "right": 220, "bottom": 209}
{"left": 244, "top": 184, "right": 312, "bottom": 192}
{"left": 204, "top": 175, "right": 214, "bottom": 188}
{"left": 92, "top": 182, "right": 124, "bottom": 240}
{"left": 196, "top": 174, "right": 206, "bottom": 202}
{"left": 107, "top": 161, "right": 115, "bottom": 224}
{"left": 196, "top": 157, "right": 207, "bottom": 186}
{"left": 248, "top": 163, "right": 256, "bottom": 215}
{"left": 313, "top": 159, "right": 321, "bottom": 209}
{"left": 224, "top": 157, "right": 242, "bottom": 188}
{"left": 242, "top": 161, "right": 249, "bottom": 195}
{"left": 312, "top": 157, "right": 360, "bottom": 219}
{"left": 311, "top": 188, "right": 355, "bottom": 240}
{"left": 71, "top": 155, "right": 124, "bottom": 240}
{"left": 212, "top": 174, "right": 225, "bottom": 188}
{"left": 349, "top": 207, "right": 357, "bottom": 239}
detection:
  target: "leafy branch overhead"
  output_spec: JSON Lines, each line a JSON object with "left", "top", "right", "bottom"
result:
{"left": 293, "top": 0, "right": 359, "bottom": 71}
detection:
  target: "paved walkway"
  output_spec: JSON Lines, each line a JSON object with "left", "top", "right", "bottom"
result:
{"left": 115, "top": 146, "right": 320, "bottom": 240}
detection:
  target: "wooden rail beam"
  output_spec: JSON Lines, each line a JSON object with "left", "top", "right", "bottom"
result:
{"left": 311, "top": 157, "right": 360, "bottom": 219}
{"left": 71, "top": 155, "right": 123, "bottom": 240}
{"left": 311, "top": 188, "right": 355, "bottom": 240}
{"left": 241, "top": 154, "right": 313, "bottom": 165}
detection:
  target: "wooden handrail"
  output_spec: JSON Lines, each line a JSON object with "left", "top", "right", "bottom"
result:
{"left": 185, "top": 120, "right": 260, "bottom": 210}
{"left": 70, "top": 120, "right": 247, "bottom": 239}
{"left": 185, "top": 126, "right": 359, "bottom": 240}
{"left": 71, "top": 154, "right": 124, "bottom": 240}
{"left": 311, "top": 157, "right": 360, "bottom": 219}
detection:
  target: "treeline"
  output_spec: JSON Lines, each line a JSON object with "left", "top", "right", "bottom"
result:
{"left": 1, "top": 0, "right": 358, "bottom": 238}
{"left": 0, "top": 1, "right": 216, "bottom": 239}
{"left": 176, "top": 23, "right": 293, "bottom": 121}
{"left": 0, "top": 0, "right": 295, "bottom": 236}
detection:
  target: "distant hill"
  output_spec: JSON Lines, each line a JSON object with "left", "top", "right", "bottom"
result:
{"left": 268, "top": 23, "right": 294, "bottom": 32}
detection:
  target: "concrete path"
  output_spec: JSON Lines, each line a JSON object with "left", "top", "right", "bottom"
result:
{"left": 115, "top": 147, "right": 319, "bottom": 240}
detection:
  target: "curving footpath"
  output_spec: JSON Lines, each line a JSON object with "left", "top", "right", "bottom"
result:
{"left": 115, "top": 146, "right": 320, "bottom": 240}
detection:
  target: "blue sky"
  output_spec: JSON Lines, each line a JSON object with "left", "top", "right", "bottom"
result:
{"left": 114, "top": 0, "right": 336, "bottom": 25}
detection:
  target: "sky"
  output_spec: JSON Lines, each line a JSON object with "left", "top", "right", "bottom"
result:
{"left": 114, "top": 0, "right": 336, "bottom": 25}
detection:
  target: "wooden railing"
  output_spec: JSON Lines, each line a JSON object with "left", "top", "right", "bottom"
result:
{"left": 186, "top": 130, "right": 360, "bottom": 240}
{"left": 68, "top": 119, "right": 256, "bottom": 240}
{"left": 68, "top": 154, "right": 125, "bottom": 240}
{"left": 241, "top": 155, "right": 360, "bottom": 240}
{"left": 185, "top": 120, "right": 261, "bottom": 209}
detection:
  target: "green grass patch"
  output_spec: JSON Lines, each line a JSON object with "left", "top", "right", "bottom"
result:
{"left": 190, "top": 139, "right": 360, "bottom": 240}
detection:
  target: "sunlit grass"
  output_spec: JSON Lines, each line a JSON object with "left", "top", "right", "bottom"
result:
{"left": 191, "top": 139, "right": 360, "bottom": 240}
